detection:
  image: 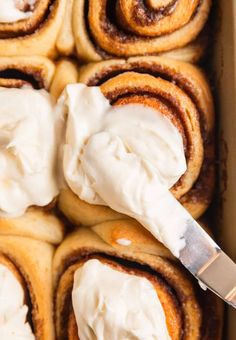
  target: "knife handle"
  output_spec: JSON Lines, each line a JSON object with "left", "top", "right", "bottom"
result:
{"left": 197, "top": 251, "right": 236, "bottom": 309}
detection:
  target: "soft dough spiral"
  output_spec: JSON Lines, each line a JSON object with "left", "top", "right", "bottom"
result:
{"left": 0, "top": 0, "right": 66, "bottom": 57}
{"left": 73, "top": 0, "right": 212, "bottom": 61}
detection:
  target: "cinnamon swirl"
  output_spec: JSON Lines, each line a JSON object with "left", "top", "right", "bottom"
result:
{"left": 0, "top": 55, "right": 55, "bottom": 89}
{"left": 73, "top": 0, "right": 212, "bottom": 61}
{"left": 0, "top": 0, "right": 66, "bottom": 57}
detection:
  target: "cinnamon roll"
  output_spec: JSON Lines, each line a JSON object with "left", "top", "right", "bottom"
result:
{"left": 53, "top": 219, "right": 222, "bottom": 340}
{"left": 0, "top": 0, "right": 66, "bottom": 57}
{"left": 73, "top": 0, "right": 212, "bottom": 61}
{"left": 0, "top": 234, "right": 55, "bottom": 339}
{"left": 58, "top": 56, "right": 214, "bottom": 229}
{"left": 0, "top": 62, "right": 66, "bottom": 243}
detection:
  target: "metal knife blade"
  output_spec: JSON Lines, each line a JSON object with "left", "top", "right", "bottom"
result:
{"left": 179, "top": 218, "right": 236, "bottom": 308}
{"left": 134, "top": 185, "right": 236, "bottom": 307}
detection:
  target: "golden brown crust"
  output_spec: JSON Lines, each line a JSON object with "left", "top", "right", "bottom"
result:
{"left": 73, "top": 0, "right": 211, "bottom": 61}
{"left": 59, "top": 56, "right": 214, "bottom": 226}
{"left": 91, "top": 219, "right": 175, "bottom": 259}
{"left": 0, "top": 55, "right": 55, "bottom": 89}
{"left": 58, "top": 188, "right": 127, "bottom": 228}
{"left": 0, "top": 0, "right": 66, "bottom": 57}
{"left": 0, "top": 1, "right": 53, "bottom": 38}
{"left": 56, "top": 0, "right": 75, "bottom": 56}
{"left": 159, "top": 35, "right": 208, "bottom": 64}
{"left": 50, "top": 59, "right": 79, "bottom": 100}
{"left": 53, "top": 221, "right": 222, "bottom": 340}
{"left": 0, "top": 207, "right": 64, "bottom": 245}
{"left": 0, "top": 235, "right": 55, "bottom": 340}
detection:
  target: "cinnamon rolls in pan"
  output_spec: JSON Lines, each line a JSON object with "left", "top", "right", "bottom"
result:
{"left": 0, "top": 0, "right": 66, "bottom": 57}
{"left": 53, "top": 220, "right": 222, "bottom": 340}
{"left": 72, "top": 0, "right": 212, "bottom": 62}
{"left": 59, "top": 56, "right": 215, "bottom": 227}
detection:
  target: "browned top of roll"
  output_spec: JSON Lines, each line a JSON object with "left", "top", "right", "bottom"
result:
{"left": 74, "top": 0, "right": 212, "bottom": 60}
{"left": 0, "top": 56, "right": 55, "bottom": 89}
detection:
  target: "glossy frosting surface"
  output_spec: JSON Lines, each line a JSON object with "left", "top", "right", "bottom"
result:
{"left": 0, "top": 87, "right": 58, "bottom": 217}
{"left": 72, "top": 259, "right": 171, "bottom": 340}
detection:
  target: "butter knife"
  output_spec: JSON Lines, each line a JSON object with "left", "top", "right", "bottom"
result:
{"left": 136, "top": 188, "right": 236, "bottom": 308}
{"left": 179, "top": 218, "right": 236, "bottom": 308}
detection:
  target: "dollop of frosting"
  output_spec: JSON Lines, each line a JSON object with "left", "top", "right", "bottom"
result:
{"left": 0, "top": 0, "right": 35, "bottom": 23}
{"left": 0, "top": 264, "right": 35, "bottom": 339}
{"left": 116, "top": 238, "right": 132, "bottom": 246}
{"left": 58, "top": 84, "right": 189, "bottom": 256}
{"left": 0, "top": 87, "right": 58, "bottom": 217}
{"left": 72, "top": 259, "right": 171, "bottom": 340}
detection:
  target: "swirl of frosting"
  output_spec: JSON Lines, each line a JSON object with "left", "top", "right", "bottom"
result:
{"left": 0, "top": 87, "right": 58, "bottom": 217}
{"left": 0, "top": 264, "right": 35, "bottom": 339}
{"left": 72, "top": 259, "right": 171, "bottom": 340}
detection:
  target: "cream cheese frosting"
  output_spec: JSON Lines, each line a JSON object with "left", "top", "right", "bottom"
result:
{"left": 0, "top": 87, "right": 58, "bottom": 217}
{"left": 0, "top": 0, "right": 35, "bottom": 23}
{"left": 0, "top": 264, "right": 35, "bottom": 339}
{"left": 72, "top": 259, "right": 171, "bottom": 340}
{"left": 58, "top": 84, "right": 190, "bottom": 256}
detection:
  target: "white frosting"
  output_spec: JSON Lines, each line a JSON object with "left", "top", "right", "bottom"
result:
{"left": 0, "top": 0, "right": 34, "bottom": 23}
{"left": 0, "top": 264, "right": 35, "bottom": 339}
{"left": 58, "top": 84, "right": 190, "bottom": 256}
{"left": 116, "top": 238, "right": 132, "bottom": 246}
{"left": 72, "top": 259, "right": 171, "bottom": 340}
{"left": 0, "top": 87, "right": 58, "bottom": 217}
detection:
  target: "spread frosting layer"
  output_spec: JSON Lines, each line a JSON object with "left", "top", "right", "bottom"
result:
{"left": 0, "top": 0, "right": 35, "bottom": 23}
{"left": 0, "top": 264, "right": 35, "bottom": 339}
{"left": 72, "top": 259, "right": 171, "bottom": 340}
{"left": 58, "top": 84, "right": 188, "bottom": 256}
{"left": 0, "top": 87, "right": 58, "bottom": 217}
